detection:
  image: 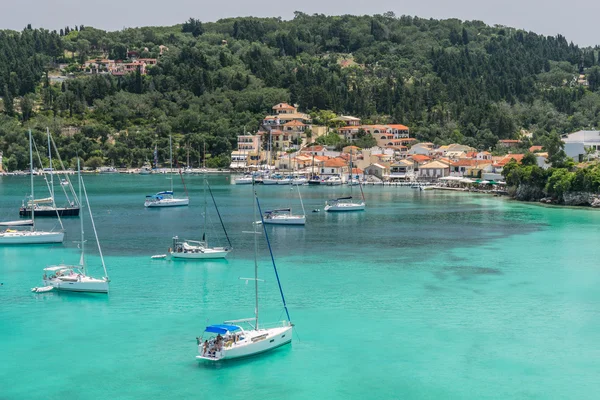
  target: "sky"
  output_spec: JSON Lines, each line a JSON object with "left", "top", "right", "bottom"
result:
{"left": 3, "top": 0, "right": 599, "bottom": 47}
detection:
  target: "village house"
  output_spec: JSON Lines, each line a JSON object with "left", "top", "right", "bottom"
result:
{"left": 320, "top": 157, "right": 348, "bottom": 177}
{"left": 418, "top": 161, "right": 450, "bottom": 180}
{"left": 562, "top": 130, "right": 600, "bottom": 162}
{"left": 230, "top": 134, "right": 263, "bottom": 168}
{"left": 408, "top": 142, "right": 434, "bottom": 155}
{"left": 493, "top": 154, "right": 525, "bottom": 174}
{"left": 388, "top": 159, "right": 414, "bottom": 181}
{"left": 465, "top": 163, "right": 494, "bottom": 179}
{"left": 364, "top": 163, "right": 389, "bottom": 180}
{"left": 82, "top": 57, "right": 157, "bottom": 75}
{"left": 450, "top": 159, "right": 480, "bottom": 177}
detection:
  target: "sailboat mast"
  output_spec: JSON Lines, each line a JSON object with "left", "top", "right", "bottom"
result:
{"left": 47, "top": 128, "right": 55, "bottom": 207}
{"left": 169, "top": 135, "right": 173, "bottom": 192}
{"left": 203, "top": 142, "right": 206, "bottom": 169}
{"left": 78, "top": 158, "right": 85, "bottom": 273}
{"left": 29, "top": 129, "right": 35, "bottom": 231}
{"left": 203, "top": 178, "right": 207, "bottom": 244}
{"left": 187, "top": 142, "right": 190, "bottom": 168}
{"left": 253, "top": 183, "right": 259, "bottom": 329}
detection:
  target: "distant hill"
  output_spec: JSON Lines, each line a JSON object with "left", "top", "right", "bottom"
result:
{"left": 0, "top": 14, "right": 599, "bottom": 169}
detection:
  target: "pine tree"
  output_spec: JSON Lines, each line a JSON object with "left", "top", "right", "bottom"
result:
{"left": 2, "top": 85, "right": 14, "bottom": 116}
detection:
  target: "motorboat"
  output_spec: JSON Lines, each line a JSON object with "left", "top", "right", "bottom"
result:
{"left": 139, "top": 165, "right": 153, "bottom": 175}
{"left": 308, "top": 176, "right": 326, "bottom": 185}
{"left": 234, "top": 175, "right": 253, "bottom": 185}
{"left": 292, "top": 176, "right": 308, "bottom": 185}
{"left": 325, "top": 176, "right": 343, "bottom": 186}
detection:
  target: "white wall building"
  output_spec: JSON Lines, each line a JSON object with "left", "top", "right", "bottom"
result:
{"left": 562, "top": 130, "right": 600, "bottom": 162}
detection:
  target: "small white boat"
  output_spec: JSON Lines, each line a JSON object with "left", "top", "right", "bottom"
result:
{"left": 234, "top": 175, "right": 253, "bottom": 185}
{"left": 0, "top": 220, "right": 33, "bottom": 227}
{"left": 31, "top": 286, "right": 54, "bottom": 293}
{"left": 60, "top": 179, "right": 69, "bottom": 186}
{"left": 292, "top": 177, "right": 308, "bottom": 185}
{"left": 325, "top": 176, "right": 343, "bottom": 186}
{"left": 262, "top": 174, "right": 282, "bottom": 185}
{"left": 139, "top": 164, "right": 153, "bottom": 175}
{"left": 277, "top": 176, "right": 293, "bottom": 185}
{"left": 324, "top": 196, "right": 365, "bottom": 212}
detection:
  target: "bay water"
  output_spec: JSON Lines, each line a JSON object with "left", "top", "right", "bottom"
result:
{"left": 1, "top": 174, "right": 599, "bottom": 399}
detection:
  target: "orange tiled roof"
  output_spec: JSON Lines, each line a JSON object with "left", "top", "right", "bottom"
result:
{"left": 529, "top": 146, "right": 543, "bottom": 152}
{"left": 324, "top": 158, "right": 347, "bottom": 168}
{"left": 272, "top": 102, "right": 295, "bottom": 110}
{"left": 387, "top": 124, "right": 410, "bottom": 130}
{"left": 451, "top": 159, "right": 479, "bottom": 167}
{"left": 410, "top": 155, "right": 432, "bottom": 163}
{"left": 283, "top": 120, "right": 305, "bottom": 126}
{"left": 495, "top": 154, "right": 525, "bottom": 167}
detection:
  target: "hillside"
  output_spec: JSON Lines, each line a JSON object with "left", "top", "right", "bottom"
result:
{"left": 1, "top": 13, "right": 600, "bottom": 170}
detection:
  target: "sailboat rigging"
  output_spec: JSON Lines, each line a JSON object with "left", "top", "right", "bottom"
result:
{"left": 37, "top": 158, "right": 109, "bottom": 293}
{"left": 168, "top": 178, "right": 231, "bottom": 259}
{"left": 144, "top": 135, "right": 190, "bottom": 207}
{"left": 0, "top": 130, "right": 64, "bottom": 244}
{"left": 20, "top": 128, "right": 80, "bottom": 217}
{"left": 324, "top": 148, "right": 366, "bottom": 212}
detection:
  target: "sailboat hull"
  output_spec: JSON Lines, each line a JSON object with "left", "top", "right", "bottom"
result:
{"left": 44, "top": 277, "right": 109, "bottom": 293}
{"left": 197, "top": 326, "right": 293, "bottom": 362}
{"left": 169, "top": 248, "right": 230, "bottom": 259}
{"left": 0, "top": 231, "right": 64, "bottom": 244}
{"left": 325, "top": 203, "right": 365, "bottom": 212}
{"left": 261, "top": 216, "right": 306, "bottom": 225}
{"left": 145, "top": 198, "right": 189, "bottom": 207}
{"left": 19, "top": 207, "right": 80, "bottom": 217}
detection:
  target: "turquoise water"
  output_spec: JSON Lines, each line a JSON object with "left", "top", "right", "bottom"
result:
{"left": 1, "top": 174, "right": 599, "bottom": 399}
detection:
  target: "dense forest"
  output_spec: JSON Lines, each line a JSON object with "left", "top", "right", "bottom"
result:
{"left": 1, "top": 13, "right": 600, "bottom": 170}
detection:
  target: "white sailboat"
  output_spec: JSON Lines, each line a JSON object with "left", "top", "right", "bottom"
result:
{"left": 259, "top": 185, "right": 306, "bottom": 225}
{"left": 168, "top": 179, "right": 232, "bottom": 260}
{"left": 145, "top": 136, "right": 190, "bottom": 207}
{"left": 20, "top": 128, "right": 80, "bottom": 217}
{"left": 37, "top": 159, "right": 109, "bottom": 293}
{"left": 0, "top": 130, "right": 64, "bottom": 245}
{"left": 325, "top": 151, "right": 366, "bottom": 212}
{"left": 196, "top": 188, "right": 293, "bottom": 362}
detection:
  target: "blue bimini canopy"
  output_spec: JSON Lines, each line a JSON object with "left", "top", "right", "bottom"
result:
{"left": 156, "top": 191, "right": 174, "bottom": 196}
{"left": 204, "top": 324, "right": 241, "bottom": 334}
